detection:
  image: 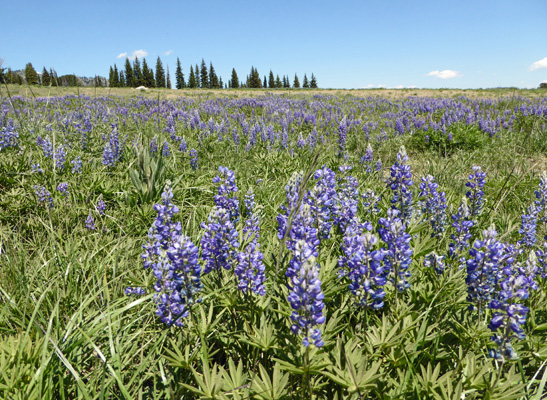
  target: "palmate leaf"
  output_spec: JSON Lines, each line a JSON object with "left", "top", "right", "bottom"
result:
{"left": 180, "top": 359, "right": 228, "bottom": 400}
{"left": 238, "top": 314, "right": 278, "bottom": 352}
{"left": 251, "top": 363, "right": 290, "bottom": 400}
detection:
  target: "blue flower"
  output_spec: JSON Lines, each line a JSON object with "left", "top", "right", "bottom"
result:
{"left": 419, "top": 175, "right": 447, "bottom": 238}
{"left": 466, "top": 166, "right": 486, "bottom": 219}
{"left": 85, "top": 213, "right": 95, "bottom": 230}
{"left": 189, "top": 149, "right": 198, "bottom": 170}
{"left": 201, "top": 206, "right": 239, "bottom": 274}
{"left": 387, "top": 146, "right": 413, "bottom": 224}
{"left": 34, "top": 185, "right": 53, "bottom": 209}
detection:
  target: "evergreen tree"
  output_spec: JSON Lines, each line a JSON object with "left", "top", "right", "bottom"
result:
{"left": 263, "top": 75, "right": 267, "bottom": 88}
{"left": 195, "top": 63, "right": 199, "bottom": 86}
{"left": 209, "top": 62, "right": 219, "bottom": 88}
{"left": 275, "top": 74, "right": 282, "bottom": 88}
{"left": 17, "top": 74, "right": 23, "bottom": 85}
{"left": 113, "top": 64, "right": 120, "bottom": 87}
{"left": 119, "top": 71, "right": 125, "bottom": 87}
{"left": 166, "top": 65, "right": 172, "bottom": 89}
{"left": 230, "top": 68, "right": 239, "bottom": 88}
{"left": 268, "top": 70, "right": 275, "bottom": 88}
{"left": 219, "top": 76, "right": 223, "bottom": 89}
{"left": 142, "top": 58, "right": 155, "bottom": 87}
{"left": 303, "top": 74, "right": 309, "bottom": 88}
{"left": 41, "top": 67, "right": 51, "bottom": 86}
{"left": 293, "top": 74, "right": 300, "bottom": 88}
{"left": 188, "top": 65, "right": 197, "bottom": 88}
{"left": 24, "top": 63, "right": 39, "bottom": 85}
{"left": 200, "top": 59, "right": 209, "bottom": 88}
{"left": 50, "top": 68, "right": 58, "bottom": 87}
{"left": 310, "top": 73, "right": 318, "bottom": 88}
{"left": 175, "top": 57, "right": 185, "bottom": 89}
{"left": 0, "top": 60, "right": 4, "bottom": 84}
{"left": 133, "top": 57, "right": 143, "bottom": 86}
{"left": 124, "top": 58, "right": 135, "bottom": 87}
{"left": 108, "top": 66, "right": 115, "bottom": 87}
{"left": 155, "top": 57, "right": 166, "bottom": 88}
{"left": 248, "top": 66, "right": 261, "bottom": 88}
{"left": 283, "top": 75, "right": 290, "bottom": 88}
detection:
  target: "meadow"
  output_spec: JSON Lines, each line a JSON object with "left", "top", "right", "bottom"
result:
{"left": 1, "top": 85, "right": 547, "bottom": 399}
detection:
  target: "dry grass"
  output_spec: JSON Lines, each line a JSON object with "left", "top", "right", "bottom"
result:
{"left": 1, "top": 84, "right": 545, "bottom": 100}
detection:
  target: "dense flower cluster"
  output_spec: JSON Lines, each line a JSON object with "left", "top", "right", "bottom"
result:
{"left": 213, "top": 166, "right": 239, "bottom": 223}
{"left": 34, "top": 185, "right": 53, "bottom": 209}
{"left": 96, "top": 199, "right": 106, "bottom": 215}
{"left": 287, "top": 240, "right": 325, "bottom": 347}
{"left": 339, "top": 231, "right": 388, "bottom": 309}
{"left": 57, "top": 183, "right": 69, "bottom": 197}
{"left": 449, "top": 197, "right": 474, "bottom": 263}
{"left": 71, "top": 156, "right": 82, "bottom": 174}
{"left": 85, "top": 213, "right": 95, "bottom": 230}
{"left": 519, "top": 204, "right": 539, "bottom": 248}
{"left": 103, "top": 125, "right": 123, "bottom": 167}
{"left": 55, "top": 145, "right": 66, "bottom": 171}
{"left": 419, "top": 175, "right": 448, "bottom": 237}
{"left": 0, "top": 121, "right": 18, "bottom": 151}
{"left": 189, "top": 149, "right": 198, "bottom": 170}
{"left": 378, "top": 209, "right": 413, "bottom": 291}
{"left": 388, "top": 146, "right": 413, "bottom": 224}
{"left": 201, "top": 206, "right": 239, "bottom": 274}
{"left": 466, "top": 166, "right": 486, "bottom": 219}
{"left": 333, "top": 165, "right": 359, "bottom": 234}
{"left": 306, "top": 166, "right": 337, "bottom": 240}
{"left": 139, "top": 186, "right": 202, "bottom": 327}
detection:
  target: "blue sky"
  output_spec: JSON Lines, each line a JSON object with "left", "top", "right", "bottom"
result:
{"left": 1, "top": 0, "right": 546, "bottom": 89}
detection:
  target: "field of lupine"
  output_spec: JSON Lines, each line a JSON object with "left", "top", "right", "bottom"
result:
{"left": 1, "top": 89, "right": 547, "bottom": 399}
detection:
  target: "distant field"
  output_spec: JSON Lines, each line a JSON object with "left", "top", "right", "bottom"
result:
{"left": 1, "top": 90, "right": 547, "bottom": 399}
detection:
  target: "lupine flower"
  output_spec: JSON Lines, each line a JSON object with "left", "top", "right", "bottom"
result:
{"left": 534, "top": 171, "right": 547, "bottom": 239}
{"left": 125, "top": 287, "right": 146, "bottom": 296}
{"left": 333, "top": 165, "right": 359, "bottom": 234}
{"left": 53, "top": 145, "right": 67, "bottom": 172}
{"left": 535, "top": 242, "right": 547, "bottom": 279}
{"left": 213, "top": 166, "right": 239, "bottom": 223}
{"left": 189, "top": 149, "right": 198, "bottom": 170}
{"left": 360, "top": 144, "right": 374, "bottom": 173}
{"left": 466, "top": 226, "right": 514, "bottom": 313}
{"left": 150, "top": 137, "right": 158, "bottom": 157}
{"left": 287, "top": 240, "right": 325, "bottom": 347}
{"left": 179, "top": 138, "right": 187, "bottom": 152}
{"left": 388, "top": 146, "right": 413, "bottom": 224}
{"left": 162, "top": 141, "right": 170, "bottom": 157}
{"left": 519, "top": 204, "right": 539, "bottom": 248}
{"left": 339, "top": 231, "right": 388, "bottom": 309}
{"left": 37, "top": 136, "right": 53, "bottom": 158}
{"left": 306, "top": 166, "right": 337, "bottom": 241}
{"left": 96, "top": 199, "right": 106, "bottom": 215}
{"left": 424, "top": 251, "right": 446, "bottom": 274}
{"left": 34, "top": 185, "right": 53, "bottom": 209}
{"left": 32, "top": 164, "right": 43, "bottom": 174}
{"left": 71, "top": 156, "right": 82, "bottom": 174}
{"left": 85, "top": 213, "right": 95, "bottom": 230}
{"left": 488, "top": 253, "right": 536, "bottom": 359}
{"left": 337, "top": 117, "right": 347, "bottom": 158}
{"left": 375, "top": 160, "right": 382, "bottom": 172}
{"left": 449, "top": 197, "right": 474, "bottom": 263}
{"left": 378, "top": 209, "right": 413, "bottom": 291}
{"left": 419, "top": 175, "right": 448, "bottom": 237}
{"left": 57, "top": 183, "right": 69, "bottom": 197}
{"left": 201, "top": 206, "right": 239, "bottom": 274}
{"left": 103, "top": 126, "right": 123, "bottom": 167}
{"left": 466, "top": 166, "right": 486, "bottom": 219}
{"left": 0, "top": 122, "right": 18, "bottom": 151}
{"left": 277, "top": 171, "right": 304, "bottom": 242}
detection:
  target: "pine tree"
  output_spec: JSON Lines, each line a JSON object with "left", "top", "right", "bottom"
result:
{"left": 283, "top": 75, "right": 290, "bottom": 88}
{"left": 293, "top": 74, "right": 300, "bottom": 88}
{"left": 166, "top": 65, "right": 172, "bottom": 89}
{"left": 263, "top": 75, "right": 267, "bottom": 88}
{"left": 108, "top": 66, "right": 115, "bottom": 87}
{"left": 303, "top": 74, "right": 309, "bottom": 88}
{"left": 195, "top": 63, "right": 199, "bottom": 86}
{"left": 17, "top": 74, "right": 23, "bottom": 85}
{"left": 133, "top": 57, "right": 143, "bottom": 86}
{"left": 231, "top": 68, "right": 239, "bottom": 88}
{"left": 248, "top": 66, "right": 261, "bottom": 88}
{"left": 50, "top": 68, "right": 58, "bottom": 87}
{"left": 155, "top": 57, "right": 166, "bottom": 88}
{"left": 310, "top": 73, "right": 318, "bottom": 88}
{"left": 219, "top": 76, "right": 223, "bottom": 88}
{"left": 142, "top": 58, "right": 155, "bottom": 87}
{"left": 200, "top": 59, "right": 209, "bottom": 88}
{"left": 124, "top": 58, "right": 135, "bottom": 87}
{"left": 275, "top": 74, "right": 282, "bottom": 88}
{"left": 188, "top": 65, "right": 197, "bottom": 88}
{"left": 209, "top": 62, "right": 219, "bottom": 88}
{"left": 175, "top": 57, "right": 185, "bottom": 89}
{"left": 24, "top": 63, "right": 39, "bottom": 85}
{"left": 269, "top": 70, "right": 275, "bottom": 88}
{"left": 113, "top": 64, "right": 120, "bottom": 87}
{"left": 41, "top": 67, "right": 51, "bottom": 86}
{"left": 119, "top": 71, "right": 125, "bottom": 87}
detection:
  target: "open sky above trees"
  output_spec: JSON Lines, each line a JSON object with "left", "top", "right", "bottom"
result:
{"left": 1, "top": 0, "right": 546, "bottom": 89}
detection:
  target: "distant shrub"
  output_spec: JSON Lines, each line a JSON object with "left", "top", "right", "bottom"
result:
{"left": 408, "top": 122, "right": 490, "bottom": 156}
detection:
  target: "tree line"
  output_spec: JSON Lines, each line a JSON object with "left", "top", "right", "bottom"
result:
{"left": 0, "top": 62, "right": 106, "bottom": 87}
{"left": 108, "top": 57, "right": 318, "bottom": 89}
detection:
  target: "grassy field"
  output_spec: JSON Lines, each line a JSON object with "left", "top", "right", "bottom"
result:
{"left": 1, "top": 86, "right": 547, "bottom": 399}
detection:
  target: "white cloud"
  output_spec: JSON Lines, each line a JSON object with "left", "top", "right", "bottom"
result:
{"left": 132, "top": 49, "right": 148, "bottom": 59}
{"left": 543, "top": 80, "right": 547, "bottom": 84}
{"left": 117, "top": 52, "right": 128, "bottom": 59}
{"left": 362, "top": 84, "right": 386, "bottom": 89}
{"left": 427, "top": 70, "right": 461, "bottom": 79}
{"left": 529, "top": 57, "right": 547, "bottom": 71}
{"left": 164, "top": 50, "right": 174, "bottom": 56}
